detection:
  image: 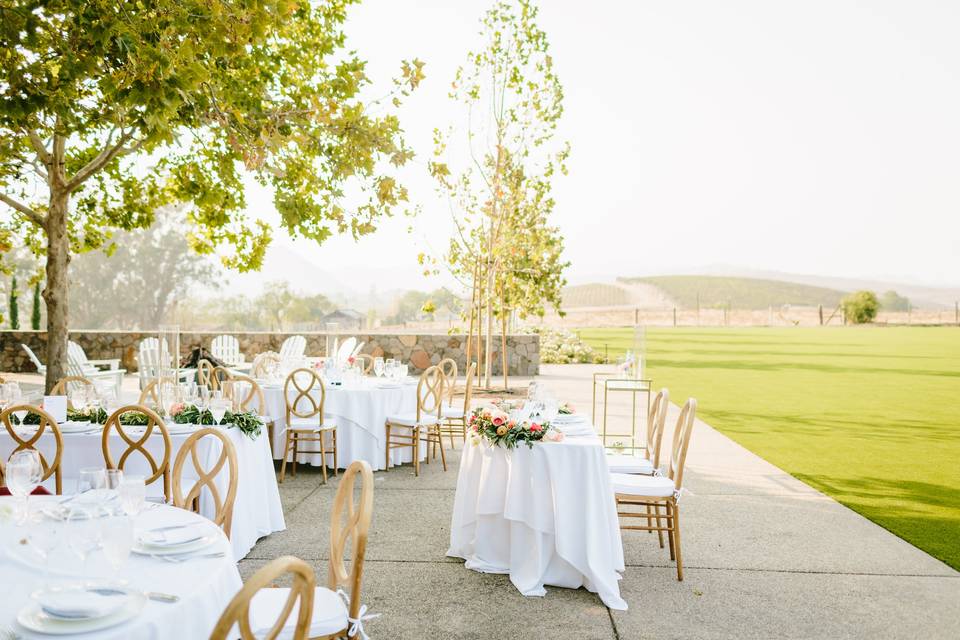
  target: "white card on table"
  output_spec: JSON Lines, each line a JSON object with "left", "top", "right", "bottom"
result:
{"left": 43, "top": 395, "right": 68, "bottom": 423}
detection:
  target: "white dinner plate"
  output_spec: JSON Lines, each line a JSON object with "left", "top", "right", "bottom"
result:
{"left": 132, "top": 531, "right": 218, "bottom": 556}
{"left": 18, "top": 590, "right": 146, "bottom": 635}
{"left": 58, "top": 421, "right": 99, "bottom": 434}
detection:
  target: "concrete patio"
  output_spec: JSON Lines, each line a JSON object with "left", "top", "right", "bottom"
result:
{"left": 237, "top": 364, "right": 960, "bottom": 639}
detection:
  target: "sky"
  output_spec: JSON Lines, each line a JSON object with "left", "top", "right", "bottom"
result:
{"left": 229, "top": 0, "right": 960, "bottom": 296}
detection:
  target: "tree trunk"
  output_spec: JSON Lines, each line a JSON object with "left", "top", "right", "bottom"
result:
{"left": 483, "top": 258, "right": 494, "bottom": 389}
{"left": 501, "top": 293, "right": 508, "bottom": 393}
{"left": 43, "top": 188, "right": 71, "bottom": 392}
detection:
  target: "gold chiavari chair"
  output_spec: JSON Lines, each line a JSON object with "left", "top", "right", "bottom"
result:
{"left": 438, "top": 357, "right": 458, "bottom": 405}
{"left": 245, "top": 461, "right": 375, "bottom": 640}
{"left": 225, "top": 373, "right": 277, "bottom": 455}
{"left": 137, "top": 376, "right": 177, "bottom": 406}
{"left": 606, "top": 388, "right": 670, "bottom": 475}
{"left": 50, "top": 375, "right": 94, "bottom": 408}
{"left": 197, "top": 359, "right": 218, "bottom": 390}
{"left": 280, "top": 368, "right": 337, "bottom": 484}
{"left": 612, "top": 398, "right": 697, "bottom": 581}
{"left": 172, "top": 428, "right": 239, "bottom": 538}
{"left": 355, "top": 353, "right": 374, "bottom": 375}
{"left": 439, "top": 362, "right": 475, "bottom": 450}
{"left": 0, "top": 405, "right": 63, "bottom": 494}
{"left": 102, "top": 404, "right": 172, "bottom": 503}
{"left": 384, "top": 365, "right": 445, "bottom": 476}
{"left": 211, "top": 556, "right": 316, "bottom": 640}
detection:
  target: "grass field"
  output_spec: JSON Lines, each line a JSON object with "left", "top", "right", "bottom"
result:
{"left": 578, "top": 326, "right": 960, "bottom": 570}
{"left": 618, "top": 275, "right": 845, "bottom": 309}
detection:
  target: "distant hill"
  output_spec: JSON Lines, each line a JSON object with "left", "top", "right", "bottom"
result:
{"left": 562, "top": 275, "right": 847, "bottom": 310}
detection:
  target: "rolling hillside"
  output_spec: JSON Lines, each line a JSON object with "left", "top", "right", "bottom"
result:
{"left": 562, "top": 275, "right": 847, "bottom": 310}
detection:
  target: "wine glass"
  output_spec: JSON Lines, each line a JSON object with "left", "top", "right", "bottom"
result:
{"left": 118, "top": 475, "right": 146, "bottom": 516}
{"left": 374, "top": 357, "right": 385, "bottom": 378}
{"left": 67, "top": 509, "right": 101, "bottom": 574}
{"left": 196, "top": 385, "right": 210, "bottom": 423}
{"left": 7, "top": 449, "right": 42, "bottom": 524}
{"left": 210, "top": 398, "right": 228, "bottom": 426}
{"left": 105, "top": 469, "right": 124, "bottom": 491}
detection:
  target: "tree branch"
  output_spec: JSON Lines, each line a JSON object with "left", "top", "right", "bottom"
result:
{"left": 0, "top": 193, "right": 45, "bottom": 227}
{"left": 26, "top": 128, "right": 52, "bottom": 165}
{"left": 65, "top": 129, "right": 136, "bottom": 191}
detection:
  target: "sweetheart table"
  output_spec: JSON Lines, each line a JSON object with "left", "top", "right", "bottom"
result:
{"left": 0, "top": 498, "right": 242, "bottom": 639}
{"left": 0, "top": 425, "right": 285, "bottom": 559}
{"left": 448, "top": 433, "right": 628, "bottom": 610}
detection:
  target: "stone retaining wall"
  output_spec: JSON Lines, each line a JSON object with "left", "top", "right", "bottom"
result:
{"left": 1, "top": 330, "right": 539, "bottom": 376}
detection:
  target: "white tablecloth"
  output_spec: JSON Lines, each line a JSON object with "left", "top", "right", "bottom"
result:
{"left": 0, "top": 498, "right": 243, "bottom": 639}
{"left": 259, "top": 379, "right": 427, "bottom": 471}
{"left": 447, "top": 434, "right": 628, "bottom": 610}
{"left": 0, "top": 425, "right": 285, "bottom": 559}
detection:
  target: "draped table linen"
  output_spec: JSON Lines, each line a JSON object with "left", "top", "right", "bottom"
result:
{"left": 0, "top": 425, "right": 285, "bottom": 559}
{"left": 447, "top": 434, "right": 628, "bottom": 610}
{"left": 0, "top": 498, "right": 243, "bottom": 639}
{"left": 259, "top": 378, "right": 426, "bottom": 471}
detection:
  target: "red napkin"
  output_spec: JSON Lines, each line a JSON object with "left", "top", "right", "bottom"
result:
{"left": 0, "top": 486, "right": 51, "bottom": 496}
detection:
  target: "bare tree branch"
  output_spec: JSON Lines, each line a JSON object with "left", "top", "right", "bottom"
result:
{"left": 26, "top": 128, "right": 52, "bottom": 165}
{"left": 0, "top": 193, "right": 45, "bottom": 227}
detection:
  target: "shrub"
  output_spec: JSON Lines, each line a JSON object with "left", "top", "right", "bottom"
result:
{"left": 534, "top": 327, "right": 604, "bottom": 364}
{"left": 842, "top": 290, "right": 879, "bottom": 324}
{"left": 879, "top": 290, "right": 910, "bottom": 312}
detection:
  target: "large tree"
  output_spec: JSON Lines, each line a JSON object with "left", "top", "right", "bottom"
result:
{"left": 0, "top": 0, "right": 423, "bottom": 390}
{"left": 430, "top": 0, "right": 568, "bottom": 388}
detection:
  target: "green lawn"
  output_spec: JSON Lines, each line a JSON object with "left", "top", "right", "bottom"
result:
{"left": 579, "top": 326, "right": 960, "bottom": 570}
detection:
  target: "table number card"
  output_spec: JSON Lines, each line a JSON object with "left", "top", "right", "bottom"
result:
{"left": 43, "top": 395, "right": 68, "bottom": 423}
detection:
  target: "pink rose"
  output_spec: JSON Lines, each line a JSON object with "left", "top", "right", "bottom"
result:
{"left": 170, "top": 402, "right": 186, "bottom": 416}
{"left": 544, "top": 431, "right": 564, "bottom": 442}
{"left": 492, "top": 416, "right": 505, "bottom": 426}
{"left": 529, "top": 423, "right": 542, "bottom": 432}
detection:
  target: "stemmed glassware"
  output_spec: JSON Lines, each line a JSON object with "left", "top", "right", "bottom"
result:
{"left": 7, "top": 449, "right": 42, "bottom": 524}
{"left": 101, "top": 516, "right": 134, "bottom": 580}
{"left": 118, "top": 475, "right": 146, "bottom": 517}
{"left": 78, "top": 467, "right": 107, "bottom": 494}
{"left": 209, "top": 390, "right": 228, "bottom": 426}
{"left": 374, "top": 357, "right": 385, "bottom": 378}
{"left": 196, "top": 384, "right": 210, "bottom": 424}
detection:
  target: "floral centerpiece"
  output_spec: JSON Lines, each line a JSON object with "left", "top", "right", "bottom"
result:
{"left": 468, "top": 405, "right": 563, "bottom": 449}
{"left": 169, "top": 403, "right": 264, "bottom": 440}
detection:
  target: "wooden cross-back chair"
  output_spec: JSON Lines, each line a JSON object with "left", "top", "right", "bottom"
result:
{"left": 438, "top": 357, "right": 458, "bottom": 405}
{"left": 197, "top": 359, "right": 232, "bottom": 391}
{"left": 50, "top": 375, "right": 94, "bottom": 408}
{"left": 210, "top": 556, "right": 316, "bottom": 640}
{"left": 102, "top": 404, "right": 172, "bottom": 503}
{"left": 612, "top": 397, "right": 697, "bottom": 581}
{"left": 137, "top": 376, "right": 178, "bottom": 407}
{"left": 280, "top": 368, "right": 337, "bottom": 484}
{"left": 172, "top": 428, "right": 239, "bottom": 538}
{"left": 226, "top": 374, "right": 277, "bottom": 454}
{"left": 439, "top": 362, "right": 476, "bottom": 451}
{"left": 0, "top": 405, "right": 63, "bottom": 494}
{"left": 241, "top": 460, "right": 376, "bottom": 640}
{"left": 251, "top": 351, "right": 281, "bottom": 379}
{"left": 384, "top": 364, "right": 446, "bottom": 477}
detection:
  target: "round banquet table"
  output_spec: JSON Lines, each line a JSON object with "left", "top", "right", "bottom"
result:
{"left": 258, "top": 377, "right": 428, "bottom": 471}
{"left": 447, "top": 433, "right": 628, "bottom": 610}
{"left": 0, "top": 497, "right": 243, "bottom": 639}
{"left": 0, "top": 424, "right": 285, "bottom": 560}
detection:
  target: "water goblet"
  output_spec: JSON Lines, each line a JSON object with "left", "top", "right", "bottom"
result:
{"left": 78, "top": 467, "right": 107, "bottom": 495}
{"left": 101, "top": 515, "right": 134, "bottom": 580}
{"left": 374, "top": 357, "right": 385, "bottom": 378}
{"left": 118, "top": 475, "right": 146, "bottom": 517}
{"left": 7, "top": 449, "right": 42, "bottom": 524}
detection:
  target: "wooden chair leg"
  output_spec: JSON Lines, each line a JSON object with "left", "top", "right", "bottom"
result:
{"left": 655, "top": 503, "right": 665, "bottom": 549}
{"left": 279, "top": 431, "right": 292, "bottom": 483}
{"left": 666, "top": 501, "right": 676, "bottom": 561}
{"left": 413, "top": 427, "right": 421, "bottom": 477}
{"left": 673, "top": 502, "right": 683, "bottom": 581}
{"left": 291, "top": 434, "right": 299, "bottom": 477}
{"left": 437, "top": 427, "right": 448, "bottom": 471}
{"left": 267, "top": 421, "right": 275, "bottom": 456}
{"left": 332, "top": 430, "right": 338, "bottom": 476}
{"left": 385, "top": 424, "right": 391, "bottom": 471}
{"left": 319, "top": 434, "right": 328, "bottom": 485}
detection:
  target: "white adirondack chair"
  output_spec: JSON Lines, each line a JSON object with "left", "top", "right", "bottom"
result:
{"left": 138, "top": 337, "right": 191, "bottom": 389}
{"left": 21, "top": 344, "right": 47, "bottom": 375}
{"left": 279, "top": 335, "right": 307, "bottom": 361}
{"left": 68, "top": 340, "right": 122, "bottom": 371}
{"left": 66, "top": 351, "right": 124, "bottom": 397}
{"left": 211, "top": 334, "right": 244, "bottom": 365}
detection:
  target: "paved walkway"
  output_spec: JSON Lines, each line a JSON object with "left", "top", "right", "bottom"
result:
{"left": 12, "top": 368, "right": 959, "bottom": 637}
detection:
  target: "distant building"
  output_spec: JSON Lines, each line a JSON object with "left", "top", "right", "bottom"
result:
{"left": 322, "top": 308, "right": 365, "bottom": 331}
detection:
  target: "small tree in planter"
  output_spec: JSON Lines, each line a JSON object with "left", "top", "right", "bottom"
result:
{"left": 31, "top": 280, "right": 42, "bottom": 330}
{"left": 8, "top": 275, "right": 19, "bottom": 330}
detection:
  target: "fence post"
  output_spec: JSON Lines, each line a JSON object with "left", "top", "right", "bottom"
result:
{"left": 818, "top": 304, "right": 823, "bottom": 326}
{"left": 634, "top": 307, "right": 639, "bottom": 325}
{"left": 955, "top": 301, "right": 958, "bottom": 326}
{"left": 696, "top": 293, "right": 701, "bottom": 326}
{"left": 672, "top": 307, "right": 677, "bottom": 327}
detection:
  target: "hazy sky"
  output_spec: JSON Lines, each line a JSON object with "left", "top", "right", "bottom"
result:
{"left": 235, "top": 0, "right": 960, "bottom": 295}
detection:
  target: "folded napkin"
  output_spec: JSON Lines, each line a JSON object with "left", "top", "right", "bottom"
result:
{"left": 139, "top": 523, "right": 208, "bottom": 547}
{"left": 553, "top": 413, "right": 589, "bottom": 425}
{"left": 39, "top": 589, "right": 127, "bottom": 620}
{"left": 554, "top": 422, "right": 595, "bottom": 437}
